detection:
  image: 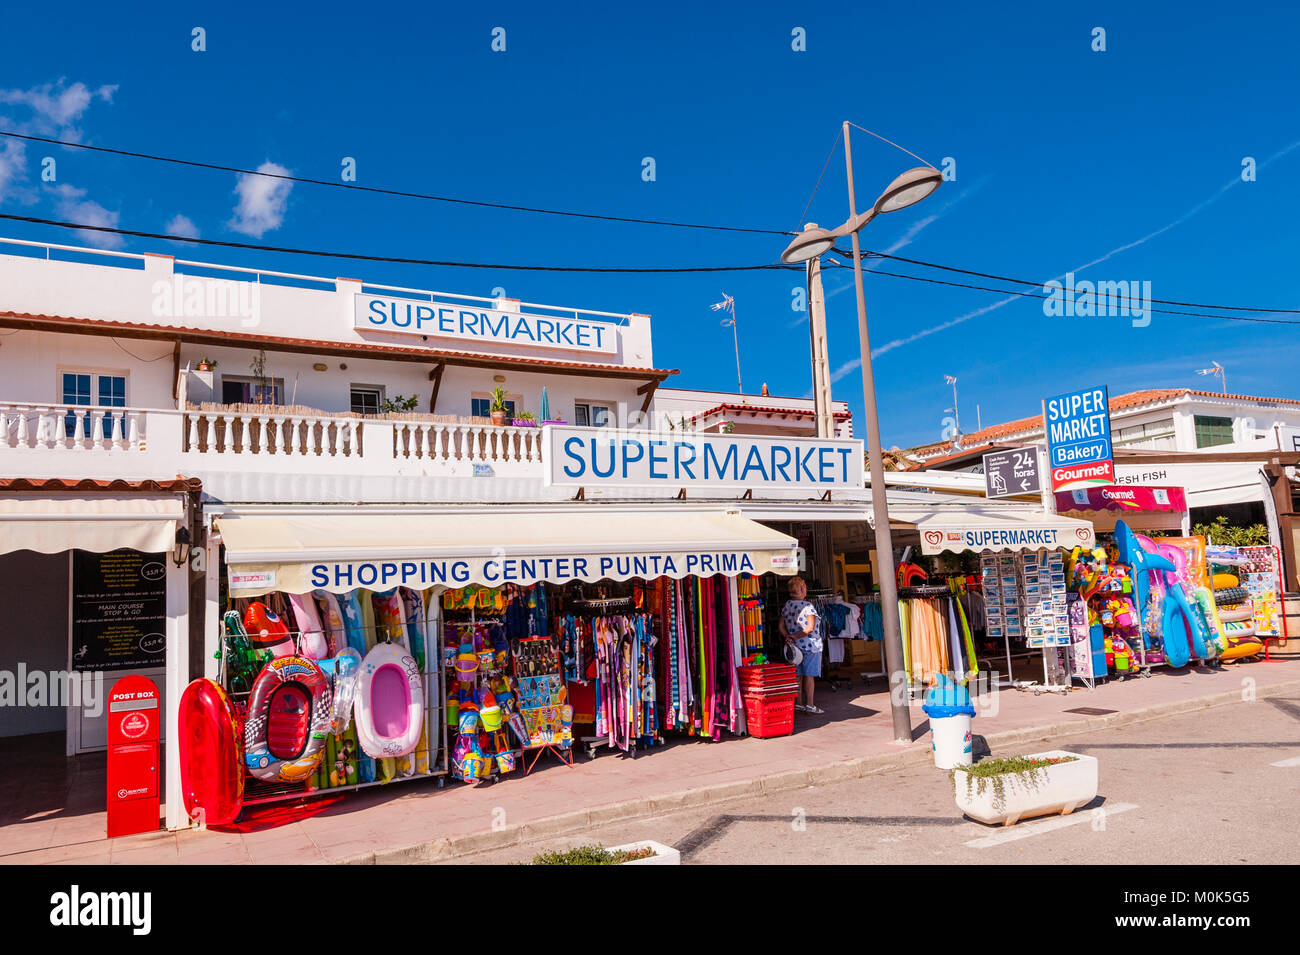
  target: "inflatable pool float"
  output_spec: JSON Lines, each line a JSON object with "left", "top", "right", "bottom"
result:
{"left": 354, "top": 642, "right": 424, "bottom": 758}
{"left": 1220, "top": 634, "right": 1263, "bottom": 661}
{"left": 1213, "top": 586, "right": 1249, "bottom": 606}
{"left": 1211, "top": 572, "right": 1240, "bottom": 590}
{"left": 243, "top": 602, "right": 296, "bottom": 659}
{"left": 335, "top": 591, "right": 369, "bottom": 655}
{"left": 243, "top": 656, "right": 332, "bottom": 783}
{"left": 288, "top": 593, "right": 330, "bottom": 659}
{"left": 178, "top": 678, "right": 244, "bottom": 825}
{"left": 1218, "top": 604, "right": 1255, "bottom": 623}
{"left": 373, "top": 589, "right": 408, "bottom": 647}
{"left": 319, "top": 648, "right": 362, "bottom": 733}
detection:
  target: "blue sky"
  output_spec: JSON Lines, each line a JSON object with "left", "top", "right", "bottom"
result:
{"left": 1, "top": 2, "right": 1298, "bottom": 447}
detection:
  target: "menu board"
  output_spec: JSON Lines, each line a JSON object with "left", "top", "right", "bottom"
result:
{"left": 71, "top": 550, "right": 167, "bottom": 672}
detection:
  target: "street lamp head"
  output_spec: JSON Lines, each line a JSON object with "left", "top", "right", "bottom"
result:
{"left": 873, "top": 166, "right": 943, "bottom": 214}
{"left": 780, "top": 222, "right": 836, "bottom": 264}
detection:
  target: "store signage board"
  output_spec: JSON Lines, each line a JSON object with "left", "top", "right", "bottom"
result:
{"left": 542, "top": 426, "right": 865, "bottom": 490}
{"left": 919, "top": 522, "right": 1095, "bottom": 555}
{"left": 292, "top": 550, "right": 789, "bottom": 593}
{"left": 71, "top": 550, "right": 167, "bottom": 672}
{"left": 982, "top": 447, "right": 1041, "bottom": 499}
{"left": 354, "top": 294, "right": 618, "bottom": 354}
{"left": 1055, "top": 485, "right": 1187, "bottom": 513}
{"left": 1043, "top": 386, "right": 1114, "bottom": 492}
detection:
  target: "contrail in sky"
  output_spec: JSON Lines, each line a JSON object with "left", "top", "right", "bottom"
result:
{"left": 829, "top": 140, "right": 1300, "bottom": 381}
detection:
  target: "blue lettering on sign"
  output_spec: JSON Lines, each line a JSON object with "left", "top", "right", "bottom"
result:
{"left": 368, "top": 300, "right": 388, "bottom": 326}
{"left": 562, "top": 436, "right": 586, "bottom": 478}
{"left": 1045, "top": 386, "right": 1112, "bottom": 470}
{"left": 703, "top": 443, "right": 738, "bottom": 481}
{"left": 311, "top": 565, "right": 328, "bottom": 587}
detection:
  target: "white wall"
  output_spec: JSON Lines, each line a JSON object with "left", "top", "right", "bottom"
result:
{"left": 0, "top": 330, "right": 175, "bottom": 408}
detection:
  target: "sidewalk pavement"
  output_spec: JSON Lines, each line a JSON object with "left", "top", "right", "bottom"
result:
{"left": 6, "top": 657, "right": 1299, "bottom": 864}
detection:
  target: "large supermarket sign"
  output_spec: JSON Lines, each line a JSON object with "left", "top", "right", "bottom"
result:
{"left": 543, "top": 426, "right": 864, "bottom": 490}
{"left": 355, "top": 294, "right": 619, "bottom": 354}
{"left": 1043, "top": 385, "right": 1114, "bottom": 492}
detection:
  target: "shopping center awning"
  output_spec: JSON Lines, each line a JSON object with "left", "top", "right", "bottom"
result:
{"left": 215, "top": 507, "right": 801, "bottom": 596}
{"left": 0, "top": 494, "right": 183, "bottom": 555}
{"left": 894, "top": 507, "right": 1096, "bottom": 556}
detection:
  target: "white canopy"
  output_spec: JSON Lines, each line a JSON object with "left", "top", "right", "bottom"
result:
{"left": 890, "top": 506, "right": 1096, "bottom": 555}
{"left": 0, "top": 494, "right": 182, "bottom": 555}
{"left": 216, "top": 506, "right": 800, "bottom": 596}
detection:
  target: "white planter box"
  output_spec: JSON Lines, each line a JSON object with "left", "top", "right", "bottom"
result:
{"left": 953, "top": 750, "right": 1098, "bottom": 827}
{"left": 608, "top": 840, "right": 680, "bottom": 865}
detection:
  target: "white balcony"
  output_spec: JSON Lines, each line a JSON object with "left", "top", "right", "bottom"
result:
{"left": 0, "top": 401, "right": 548, "bottom": 490}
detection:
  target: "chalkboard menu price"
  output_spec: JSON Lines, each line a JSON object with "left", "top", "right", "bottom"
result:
{"left": 72, "top": 549, "right": 167, "bottom": 672}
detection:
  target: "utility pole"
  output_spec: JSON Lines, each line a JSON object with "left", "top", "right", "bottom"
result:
{"left": 807, "top": 244, "right": 834, "bottom": 438}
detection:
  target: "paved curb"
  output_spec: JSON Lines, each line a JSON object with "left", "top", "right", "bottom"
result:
{"left": 341, "top": 676, "right": 1300, "bottom": 865}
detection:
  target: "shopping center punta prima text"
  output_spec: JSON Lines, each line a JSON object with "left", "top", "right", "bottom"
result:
{"left": 0, "top": 233, "right": 1088, "bottom": 830}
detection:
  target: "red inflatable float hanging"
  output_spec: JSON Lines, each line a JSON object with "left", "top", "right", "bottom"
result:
{"left": 243, "top": 656, "right": 332, "bottom": 784}
{"left": 178, "top": 678, "right": 244, "bottom": 826}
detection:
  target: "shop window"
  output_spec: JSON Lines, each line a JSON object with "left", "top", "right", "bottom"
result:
{"left": 222, "top": 375, "right": 284, "bottom": 405}
{"left": 61, "top": 371, "right": 126, "bottom": 437}
{"left": 1113, "top": 418, "right": 1176, "bottom": 451}
{"left": 351, "top": 386, "right": 383, "bottom": 416}
{"left": 470, "top": 396, "right": 516, "bottom": 418}
{"left": 575, "top": 402, "right": 612, "bottom": 427}
{"left": 1194, "top": 415, "right": 1234, "bottom": 448}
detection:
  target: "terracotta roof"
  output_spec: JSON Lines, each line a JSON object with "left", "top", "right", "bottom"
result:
{"left": 0, "top": 477, "right": 202, "bottom": 493}
{"left": 906, "top": 387, "right": 1300, "bottom": 459}
{"left": 688, "top": 402, "right": 852, "bottom": 423}
{"left": 0, "top": 312, "right": 678, "bottom": 382}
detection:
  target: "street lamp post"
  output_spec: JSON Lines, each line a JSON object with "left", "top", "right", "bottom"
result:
{"left": 781, "top": 122, "right": 942, "bottom": 744}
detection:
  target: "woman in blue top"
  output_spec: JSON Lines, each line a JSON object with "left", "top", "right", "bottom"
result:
{"left": 780, "top": 576, "right": 824, "bottom": 715}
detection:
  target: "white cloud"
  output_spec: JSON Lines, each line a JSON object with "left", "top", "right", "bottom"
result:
{"left": 52, "top": 184, "right": 123, "bottom": 249}
{"left": 0, "top": 79, "right": 117, "bottom": 208}
{"left": 0, "top": 80, "right": 116, "bottom": 135}
{"left": 166, "top": 214, "right": 200, "bottom": 240}
{"left": 228, "top": 162, "right": 292, "bottom": 237}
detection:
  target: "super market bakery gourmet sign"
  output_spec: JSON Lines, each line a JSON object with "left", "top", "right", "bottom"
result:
{"left": 355, "top": 294, "right": 618, "bottom": 354}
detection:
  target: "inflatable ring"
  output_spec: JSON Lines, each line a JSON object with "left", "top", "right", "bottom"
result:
{"left": 244, "top": 656, "right": 332, "bottom": 783}
{"left": 355, "top": 642, "right": 424, "bottom": 758}
{"left": 1213, "top": 586, "right": 1249, "bottom": 606}
{"left": 1217, "top": 605, "right": 1255, "bottom": 623}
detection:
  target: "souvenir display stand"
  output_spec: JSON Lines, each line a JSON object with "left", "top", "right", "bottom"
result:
{"left": 215, "top": 587, "right": 447, "bottom": 814}
{"left": 982, "top": 549, "right": 1072, "bottom": 694}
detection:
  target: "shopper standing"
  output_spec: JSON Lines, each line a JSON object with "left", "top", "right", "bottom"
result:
{"left": 780, "top": 576, "right": 824, "bottom": 714}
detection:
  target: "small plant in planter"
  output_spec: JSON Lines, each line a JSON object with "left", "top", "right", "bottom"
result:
{"left": 489, "top": 385, "right": 509, "bottom": 426}
{"left": 195, "top": 357, "right": 218, "bottom": 372}
{"left": 512, "top": 410, "right": 537, "bottom": 427}
{"left": 950, "top": 750, "right": 1096, "bottom": 826}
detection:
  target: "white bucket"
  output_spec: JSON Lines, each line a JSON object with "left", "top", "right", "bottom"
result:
{"left": 930, "top": 714, "right": 973, "bottom": 769}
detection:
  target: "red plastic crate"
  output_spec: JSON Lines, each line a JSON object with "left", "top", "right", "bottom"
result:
{"left": 737, "top": 663, "right": 796, "bottom": 684}
{"left": 743, "top": 694, "right": 796, "bottom": 738}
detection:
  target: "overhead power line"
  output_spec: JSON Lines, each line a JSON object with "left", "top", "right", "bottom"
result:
{"left": 0, "top": 129, "right": 789, "bottom": 237}
{"left": 3, "top": 211, "right": 1298, "bottom": 326}
{"left": 0, "top": 212, "right": 786, "bottom": 272}
{"left": 846, "top": 247, "right": 1300, "bottom": 316}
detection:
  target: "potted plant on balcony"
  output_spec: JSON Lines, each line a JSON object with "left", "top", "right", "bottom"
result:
{"left": 195, "top": 357, "right": 218, "bottom": 372}
{"left": 511, "top": 410, "right": 537, "bottom": 428}
{"left": 489, "top": 385, "right": 509, "bottom": 426}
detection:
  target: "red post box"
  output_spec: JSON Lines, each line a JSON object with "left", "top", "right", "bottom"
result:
{"left": 107, "top": 675, "right": 161, "bottom": 838}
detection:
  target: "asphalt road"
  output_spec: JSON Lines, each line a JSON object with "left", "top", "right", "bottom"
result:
{"left": 457, "top": 694, "right": 1300, "bottom": 865}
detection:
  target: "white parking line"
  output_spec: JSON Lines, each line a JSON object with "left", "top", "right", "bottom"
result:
{"left": 1271, "top": 754, "right": 1300, "bottom": 767}
{"left": 963, "top": 802, "right": 1139, "bottom": 849}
